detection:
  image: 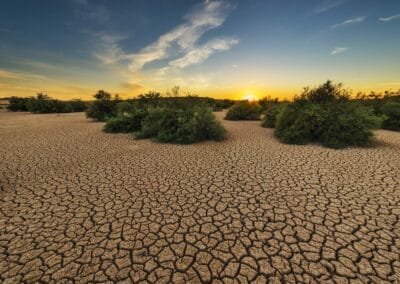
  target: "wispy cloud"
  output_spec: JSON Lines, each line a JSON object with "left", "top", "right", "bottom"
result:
{"left": 314, "top": 0, "right": 346, "bottom": 14}
{"left": 331, "top": 47, "right": 348, "bottom": 55}
{"left": 331, "top": 16, "right": 366, "bottom": 29}
{"left": 0, "top": 69, "right": 23, "bottom": 80}
{"left": 94, "top": 33, "right": 127, "bottom": 64}
{"left": 120, "top": 82, "right": 145, "bottom": 91}
{"left": 95, "top": 1, "right": 237, "bottom": 71}
{"left": 379, "top": 14, "right": 400, "bottom": 22}
{"left": 169, "top": 37, "right": 239, "bottom": 68}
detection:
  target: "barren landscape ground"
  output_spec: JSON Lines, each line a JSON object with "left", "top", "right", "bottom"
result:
{"left": 1, "top": 110, "right": 399, "bottom": 283}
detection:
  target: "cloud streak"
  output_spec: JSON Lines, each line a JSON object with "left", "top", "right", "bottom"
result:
{"left": 314, "top": 0, "right": 346, "bottom": 14}
{"left": 95, "top": 1, "right": 237, "bottom": 71}
{"left": 379, "top": 14, "right": 400, "bottom": 22}
{"left": 169, "top": 37, "right": 239, "bottom": 68}
{"left": 331, "top": 47, "right": 348, "bottom": 55}
{"left": 331, "top": 16, "right": 366, "bottom": 29}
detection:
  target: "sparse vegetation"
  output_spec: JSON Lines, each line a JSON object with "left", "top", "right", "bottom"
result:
{"left": 261, "top": 103, "right": 286, "bottom": 128}
{"left": 7, "top": 94, "right": 87, "bottom": 113}
{"left": 67, "top": 99, "right": 88, "bottom": 112}
{"left": 136, "top": 106, "right": 226, "bottom": 144}
{"left": 103, "top": 108, "right": 148, "bottom": 133}
{"left": 100, "top": 91, "right": 227, "bottom": 144}
{"left": 258, "top": 96, "right": 280, "bottom": 113}
{"left": 381, "top": 101, "right": 400, "bottom": 131}
{"left": 7, "top": 97, "right": 30, "bottom": 111}
{"left": 86, "top": 90, "right": 120, "bottom": 121}
{"left": 356, "top": 90, "right": 400, "bottom": 131}
{"left": 275, "top": 81, "right": 384, "bottom": 148}
{"left": 225, "top": 101, "right": 261, "bottom": 120}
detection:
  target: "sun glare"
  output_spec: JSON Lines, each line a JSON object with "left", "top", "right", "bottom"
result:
{"left": 243, "top": 93, "right": 258, "bottom": 102}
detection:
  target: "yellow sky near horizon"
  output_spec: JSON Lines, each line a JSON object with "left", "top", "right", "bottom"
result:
{"left": 1, "top": 68, "right": 399, "bottom": 101}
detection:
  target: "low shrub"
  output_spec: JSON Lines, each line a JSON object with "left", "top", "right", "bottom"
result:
{"left": 319, "top": 102, "right": 383, "bottom": 148}
{"left": 225, "top": 101, "right": 261, "bottom": 120}
{"left": 67, "top": 99, "right": 87, "bottom": 112}
{"left": 275, "top": 81, "right": 384, "bottom": 149}
{"left": 213, "top": 99, "right": 235, "bottom": 111}
{"left": 26, "top": 93, "right": 79, "bottom": 113}
{"left": 7, "top": 97, "right": 30, "bottom": 111}
{"left": 380, "top": 101, "right": 400, "bottom": 131}
{"left": 86, "top": 90, "right": 120, "bottom": 121}
{"left": 136, "top": 106, "right": 226, "bottom": 144}
{"left": 103, "top": 108, "right": 148, "bottom": 133}
{"left": 275, "top": 103, "right": 327, "bottom": 144}
{"left": 258, "top": 96, "right": 279, "bottom": 112}
{"left": 7, "top": 94, "right": 87, "bottom": 113}
{"left": 261, "top": 104, "right": 286, "bottom": 128}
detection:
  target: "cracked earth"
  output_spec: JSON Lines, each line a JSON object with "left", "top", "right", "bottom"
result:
{"left": 0, "top": 110, "right": 400, "bottom": 283}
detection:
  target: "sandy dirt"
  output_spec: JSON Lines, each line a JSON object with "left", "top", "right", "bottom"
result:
{"left": 1, "top": 111, "right": 399, "bottom": 283}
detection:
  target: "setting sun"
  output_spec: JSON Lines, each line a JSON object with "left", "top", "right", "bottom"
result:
{"left": 243, "top": 93, "right": 258, "bottom": 102}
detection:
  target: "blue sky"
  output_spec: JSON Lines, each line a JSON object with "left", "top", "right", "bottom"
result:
{"left": 0, "top": 0, "right": 399, "bottom": 99}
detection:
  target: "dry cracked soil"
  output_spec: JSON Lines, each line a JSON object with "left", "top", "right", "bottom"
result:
{"left": 0, "top": 110, "right": 400, "bottom": 283}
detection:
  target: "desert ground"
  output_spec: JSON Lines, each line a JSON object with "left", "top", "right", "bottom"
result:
{"left": 0, "top": 110, "right": 399, "bottom": 283}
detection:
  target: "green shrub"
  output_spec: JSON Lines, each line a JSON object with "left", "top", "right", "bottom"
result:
{"left": 319, "top": 102, "right": 383, "bottom": 148}
{"left": 7, "top": 95, "right": 87, "bottom": 113}
{"left": 275, "top": 81, "right": 384, "bottom": 149}
{"left": 275, "top": 103, "right": 327, "bottom": 144}
{"left": 213, "top": 99, "right": 235, "bottom": 111}
{"left": 86, "top": 90, "right": 120, "bottom": 121}
{"left": 103, "top": 108, "right": 148, "bottom": 133}
{"left": 225, "top": 101, "right": 261, "bottom": 120}
{"left": 258, "top": 96, "right": 279, "bottom": 112}
{"left": 67, "top": 99, "right": 87, "bottom": 112}
{"left": 7, "top": 97, "right": 30, "bottom": 111}
{"left": 136, "top": 106, "right": 226, "bottom": 144}
{"left": 26, "top": 93, "right": 70, "bottom": 113}
{"left": 261, "top": 104, "right": 286, "bottom": 128}
{"left": 380, "top": 101, "right": 400, "bottom": 131}
{"left": 295, "top": 80, "right": 350, "bottom": 104}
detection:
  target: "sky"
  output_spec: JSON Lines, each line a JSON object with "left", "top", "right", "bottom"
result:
{"left": 0, "top": 0, "right": 399, "bottom": 100}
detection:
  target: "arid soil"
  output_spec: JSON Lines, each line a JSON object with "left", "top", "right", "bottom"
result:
{"left": 1, "top": 110, "right": 399, "bottom": 283}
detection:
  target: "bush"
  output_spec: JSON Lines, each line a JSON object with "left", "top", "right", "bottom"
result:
{"left": 26, "top": 93, "right": 71, "bottom": 113}
{"left": 319, "top": 102, "right": 383, "bottom": 148}
{"left": 67, "top": 99, "right": 87, "bottom": 112}
{"left": 7, "top": 97, "right": 30, "bottom": 111}
{"left": 381, "top": 101, "right": 400, "bottom": 131}
{"left": 136, "top": 106, "right": 226, "bottom": 144}
{"left": 225, "top": 101, "right": 261, "bottom": 120}
{"left": 295, "top": 80, "right": 350, "bottom": 104}
{"left": 258, "top": 96, "right": 279, "bottom": 112}
{"left": 275, "top": 103, "right": 327, "bottom": 144}
{"left": 103, "top": 108, "right": 148, "bottom": 133}
{"left": 275, "top": 81, "right": 384, "bottom": 149}
{"left": 213, "top": 99, "right": 235, "bottom": 111}
{"left": 86, "top": 90, "right": 120, "bottom": 121}
{"left": 261, "top": 104, "right": 286, "bottom": 128}
{"left": 7, "top": 95, "right": 87, "bottom": 113}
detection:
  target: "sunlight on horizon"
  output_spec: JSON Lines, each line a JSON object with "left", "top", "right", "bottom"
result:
{"left": 242, "top": 92, "right": 259, "bottom": 102}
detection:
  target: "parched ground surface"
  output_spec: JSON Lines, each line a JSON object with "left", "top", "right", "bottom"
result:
{"left": 0, "top": 111, "right": 399, "bottom": 284}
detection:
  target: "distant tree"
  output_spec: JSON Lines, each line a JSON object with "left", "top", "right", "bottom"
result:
{"left": 7, "top": 96, "right": 30, "bottom": 111}
{"left": 86, "top": 90, "right": 120, "bottom": 121}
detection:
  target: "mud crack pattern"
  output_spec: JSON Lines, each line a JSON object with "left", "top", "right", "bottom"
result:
{"left": 1, "top": 111, "right": 400, "bottom": 283}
